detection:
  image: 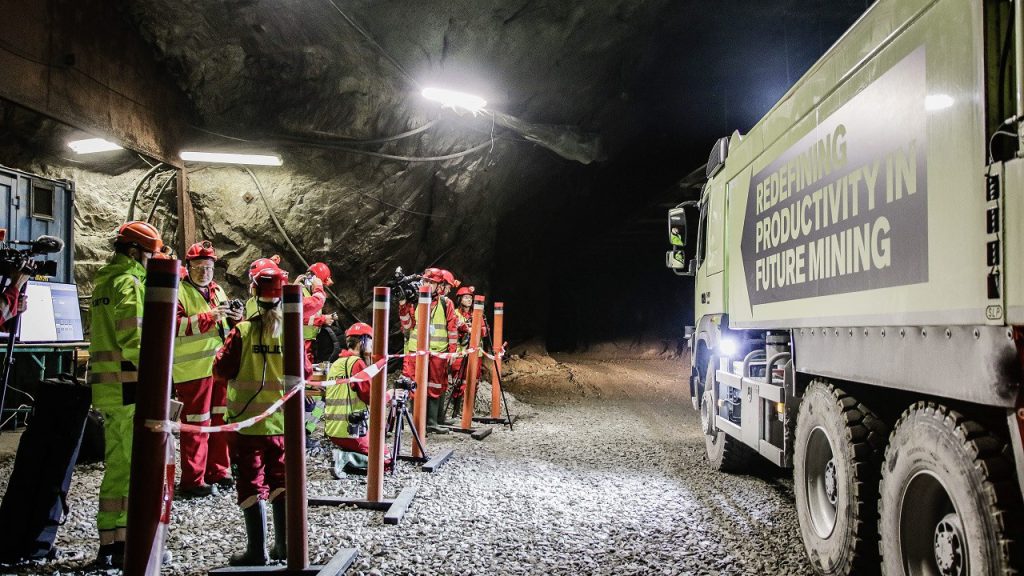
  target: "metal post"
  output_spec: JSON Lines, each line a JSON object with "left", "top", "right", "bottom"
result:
{"left": 412, "top": 285, "right": 430, "bottom": 458}
{"left": 490, "top": 302, "right": 504, "bottom": 419}
{"left": 367, "top": 287, "right": 390, "bottom": 501}
{"left": 124, "top": 258, "right": 179, "bottom": 576}
{"left": 282, "top": 284, "right": 309, "bottom": 569}
{"left": 459, "top": 295, "right": 486, "bottom": 430}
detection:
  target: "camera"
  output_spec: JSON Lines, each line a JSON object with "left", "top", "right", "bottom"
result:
{"left": 347, "top": 410, "right": 368, "bottom": 437}
{"left": 227, "top": 299, "right": 245, "bottom": 313}
{"left": 386, "top": 266, "right": 422, "bottom": 301}
{"left": 394, "top": 375, "right": 417, "bottom": 392}
{"left": 0, "top": 234, "right": 62, "bottom": 279}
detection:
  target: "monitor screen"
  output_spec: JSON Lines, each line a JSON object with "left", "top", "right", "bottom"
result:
{"left": 16, "top": 280, "right": 85, "bottom": 343}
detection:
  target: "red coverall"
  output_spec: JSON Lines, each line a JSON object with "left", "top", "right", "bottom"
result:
{"left": 398, "top": 296, "right": 458, "bottom": 398}
{"left": 450, "top": 306, "right": 489, "bottom": 399}
{"left": 302, "top": 284, "right": 329, "bottom": 366}
{"left": 0, "top": 283, "right": 23, "bottom": 323}
{"left": 213, "top": 326, "right": 313, "bottom": 505}
{"left": 174, "top": 281, "right": 232, "bottom": 488}
{"left": 327, "top": 350, "right": 392, "bottom": 463}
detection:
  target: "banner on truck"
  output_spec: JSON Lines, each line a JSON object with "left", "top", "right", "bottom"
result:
{"left": 741, "top": 47, "right": 928, "bottom": 306}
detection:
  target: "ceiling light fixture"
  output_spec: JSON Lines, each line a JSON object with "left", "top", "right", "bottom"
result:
{"left": 68, "top": 138, "right": 123, "bottom": 154}
{"left": 421, "top": 87, "right": 487, "bottom": 113}
{"left": 180, "top": 151, "right": 283, "bottom": 166}
{"left": 925, "top": 94, "right": 955, "bottom": 111}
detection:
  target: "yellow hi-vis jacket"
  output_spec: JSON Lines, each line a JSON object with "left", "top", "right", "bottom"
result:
{"left": 225, "top": 319, "right": 286, "bottom": 436}
{"left": 172, "top": 281, "right": 229, "bottom": 383}
{"left": 324, "top": 355, "right": 366, "bottom": 439}
{"left": 89, "top": 254, "right": 145, "bottom": 409}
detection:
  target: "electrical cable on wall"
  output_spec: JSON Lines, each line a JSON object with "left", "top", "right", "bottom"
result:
{"left": 126, "top": 162, "right": 167, "bottom": 222}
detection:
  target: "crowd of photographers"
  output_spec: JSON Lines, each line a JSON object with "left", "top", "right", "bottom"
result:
{"left": 85, "top": 220, "right": 488, "bottom": 568}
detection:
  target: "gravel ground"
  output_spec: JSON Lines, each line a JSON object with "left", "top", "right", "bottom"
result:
{"left": 0, "top": 353, "right": 812, "bottom": 575}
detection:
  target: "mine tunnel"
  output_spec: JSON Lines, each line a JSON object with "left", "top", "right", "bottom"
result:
{"left": 2, "top": 0, "right": 1024, "bottom": 575}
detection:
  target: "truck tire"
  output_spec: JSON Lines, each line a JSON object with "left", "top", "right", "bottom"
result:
{"left": 794, "top": 381, "right": 887, "bottom": 575}
{"left": 879, "top": 402, "right": 1022, "bottom": 576}
{"left": 700, "top": 357, "right": 753, "bottom": 472}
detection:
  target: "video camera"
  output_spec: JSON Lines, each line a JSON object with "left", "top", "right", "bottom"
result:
{"left": 386, "top": 267, "right": 422, "bottom": 301}
{"left": 0, "top": 232, "right": 62, "bottom": 280}
{"left": 394, "top": 375, "right": 417, "bottom": 392}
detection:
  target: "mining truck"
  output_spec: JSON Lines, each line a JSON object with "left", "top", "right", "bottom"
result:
{"left": 666, "top": 1, "right": 1024, "bottom": 574}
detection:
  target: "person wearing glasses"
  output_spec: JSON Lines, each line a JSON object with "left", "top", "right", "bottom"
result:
{"left": 173, "top": 241, "right": 243, "bottom": 498}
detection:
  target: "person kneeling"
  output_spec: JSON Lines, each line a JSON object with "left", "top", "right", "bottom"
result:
{"left": 324, "top": 322, "right": 391, "bottom": 478}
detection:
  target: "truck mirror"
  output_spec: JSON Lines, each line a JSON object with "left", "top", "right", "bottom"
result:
{"left": 666, "top": 250, "right": 695, "bottom": 277}
{"left": 668, "top": 207, "right": 687, "bottom": 247}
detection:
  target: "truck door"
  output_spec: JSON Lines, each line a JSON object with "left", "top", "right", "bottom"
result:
{"left": 695, "top": 181, "right": 727, "bottom": 317}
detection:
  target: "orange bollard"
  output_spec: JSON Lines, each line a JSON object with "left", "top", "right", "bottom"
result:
{"left": 412, "top": 284, "right": 430, "bottom": 457}
{"left": 490, "top": 302, "right": 504, "bottom": 419}
{"left": 282, "top": 285, "right": 309, "bottom": 569}
{"left": 460, "top": 295, "right": 486, "bottom": 430}
{"left": 124, "top": 258, "right": 179, "bottom": 576}
{"left": 367, "top": 287, "right": 390, "bottom": 501}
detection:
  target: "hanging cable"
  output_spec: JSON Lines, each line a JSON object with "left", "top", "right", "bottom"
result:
{"left": 323, "top": 0, "right": 419, "bottom": 88}
{"left": 193, "top": 118, "right": 440, "bottom": 146}
{"left": 240, "top": 166, "right": 363, "bottom": 323}
{"left": 145, "top": 173, "right": 177, "bottom": 223}
{"left": 126, "top": 163, "right": 168, "bottom": 222}
{"left": 278, "top": 139, "right": 494, "bottom": 162}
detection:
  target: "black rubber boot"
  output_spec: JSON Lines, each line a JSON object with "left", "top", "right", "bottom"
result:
{"left": 269, "top": 498, "right": 287, "bottom": 562}
{"left": 94, "top": 542, "right": 124, "bottom": 569}
{"left": 426, "top": 397, "right": 449, "bottom": 434}
{"left": 229, "top": 501, "right": 268, "bottom": 566}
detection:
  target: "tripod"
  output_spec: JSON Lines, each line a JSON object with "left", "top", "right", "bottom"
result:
{"left": 385, "top": 384, "right": 428, "bottom": 475}
{"left": 445, "top": 337, "right": 516, "bottom": 430}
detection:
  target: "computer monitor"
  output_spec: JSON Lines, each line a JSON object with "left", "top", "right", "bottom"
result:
{"left": 16, "top": 280, "right": 85, "bottom": 343}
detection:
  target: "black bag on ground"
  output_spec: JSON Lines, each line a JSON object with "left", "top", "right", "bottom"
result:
{"left": 0, "top": 375, "right": 91, "bottom": 563}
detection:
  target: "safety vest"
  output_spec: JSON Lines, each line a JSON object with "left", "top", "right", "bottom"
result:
{"left": 244, "top": 297, "right": 259, "bottom": 319}
{"left": 428, "top": 298, "right": 450, "bottom": 352}
{"left": 89, "top": 254, "right": 145, "bottom": 409}
{"left": 301, "top": 285, "right": 322, "bottom": 341}
{"left": 456, "top": 308, "right": 471, "bottom": 353}
{"left": 323, "top": 355, "right": 366, "bottom": 439}
{"left": 172, "top": 282, "right": 229, "bottom": 383}
{"left": 225, "top": 319, "right": 286, "bottom": 436}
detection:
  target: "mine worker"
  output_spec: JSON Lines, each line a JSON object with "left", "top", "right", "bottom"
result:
{"left": 323, "top": 322, "right": 392, "bottom": 477}
{"left": 214, "top": 266, "right": 310, "bottom": 566}
{"left": 398, "top": 267, "right": 458, "bottom": 433}
{"left": 449, "top": 285, "right": 489, "bottom": 418}
{"left": 173, "top": 241, "right": 242, "bottom": 498}
{"left": 294, "top": 262, "right": 336, "bottom": 437}
{"left": 89, "top": 220, "right": 165, "bottom": 568}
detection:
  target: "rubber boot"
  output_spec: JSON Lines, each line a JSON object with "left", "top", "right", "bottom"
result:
{"left": 94, "top": 542, "right": 123, "bottom": 569}
{"left": 331, "top": 448, "right": 346, "bottom": 479}
{"left": 229, "top": 501, "right": 268, "bottom": 566}
{"left": 269, "top": 498, "right": 287, "bottom": 562}
{"left": 426, "top": 397, "right": 448, "bottom": 434}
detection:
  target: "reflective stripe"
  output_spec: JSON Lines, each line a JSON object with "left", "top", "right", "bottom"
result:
{"left": 90, "top": 372, "right": 138, "bottom": 384}
{"left": 324, "top": 414, "right": 349, "bottom": 421}
{"left": 175, "top": 332, "right": 213, "bottom": 345}
{"left": 211, "top": 406, "right": 228, "bottom": 415}
{"left": 227, "top": 400, "right": 276, "bottom": 414}
{"left": 428, "top": 382, "right": 443, "bottom": 389}
{"left": 174, "top": 348, "right": 218, "bottom": 364}
{"left": 190, "top": 314, "right": 201, "bottom": 335}
{"left": 324, "top": 398, "right": 357, "bottom": 407}
{"left": 185, "top": 411, "right": 211, "bottom": 423}
{"left": 115, "top": 317, "right": 143, "bottom": 331}
{"left": 91, "top": 350, "right": 124, "bottom": 362}
{"left": 99, "top": 497, "right": 128, "bottom": 512}
{"left": 99, "top": 528, "right": 128, "bottom": 545}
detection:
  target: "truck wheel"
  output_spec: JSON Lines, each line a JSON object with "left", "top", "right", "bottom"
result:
{"left": 700, "top": 389, "right": 752, "bottom": 472}
{"left": 794, "top": 381, "right": 887, "bottom": 575}
{"left": 879, "top": 402, "right": 1022, "bottom": 576}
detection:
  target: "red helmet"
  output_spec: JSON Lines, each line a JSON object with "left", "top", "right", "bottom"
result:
{"left": 252, "top": 267, "right": 288, "bottom": 300}
{"left": 249, "top": 257, "right": 281, "bottom": 279}
{"left": 422, "top": 267, "right": 444, "bottom": 282}
{"left": 308, "top": 262, "right": 333, "bottom": 286}
{"left": 185, "top": 240, "right": 217, "bottom": 261}
{"left": 344, "top": 322, "right": 372, "bottom": 337}
{"left": 456, "top": 286, "right": 475, "bottom": 297}
{"left": 440, "top": 270, "right": 457, "bottom": 287}
{"left": 116, "top": 221, "right": 163, "bottom": 253}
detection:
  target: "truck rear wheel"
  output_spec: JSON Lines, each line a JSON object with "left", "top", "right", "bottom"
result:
{"left": 879, "top": 402, "right": 1022, "bottom": 576}
{"left": 794, "top": 381, "right": 887, "bottom": 575}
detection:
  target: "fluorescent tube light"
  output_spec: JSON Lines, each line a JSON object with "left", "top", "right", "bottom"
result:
{"left": 68, "top": 138, "right": 123, "bottom": 154}
{"left": 421, "top": 87, "right": 487, "bottom": 113}
{"left": 180, "top": 151, "right": 283, "bottom": 166}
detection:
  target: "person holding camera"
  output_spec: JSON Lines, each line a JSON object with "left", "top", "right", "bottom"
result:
{"left": 398, "top": 267, "right": 458, "bottom": 433}
{"left": 323, "top": 322, "right": 392, "bottom": 477}
{"left": 173, "top": 241, "right": 243, "bottom": 498}
{"left": 89, "top": 221, "right": 167, "bottom": 568}
{"left": 0, "top": 269, "right": 28, "bottom": 324}
{"left": 213, "top": 265, "right": 310, "bottom": 566}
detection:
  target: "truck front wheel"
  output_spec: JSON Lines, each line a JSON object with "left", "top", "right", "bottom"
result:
{"left": 879, "top": 402, "right": 1022, "bottom": 576}
{"left": 700, "top": 356, "right": 753, "bottom": 472}
{"left": 794, "top": 381, "right": 887, "bottom": 575}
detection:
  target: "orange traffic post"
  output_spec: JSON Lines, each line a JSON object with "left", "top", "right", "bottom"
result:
{"left": 459, "top": 295, "right": 486, "bottom": 430}
{"left": 124, "top": 258, "right": 179, "bottom": 576}
{"left": 490, "top": 302, "right": 504, "bottom": 418}
{"left": 367, "top": 287, "right": 390, "bottom": 502}
{"left": 282, "top": 285, "right": 309, "bottom": 570}
{"left": 412, "top": 284, "right": 430, "bottom": 457}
